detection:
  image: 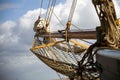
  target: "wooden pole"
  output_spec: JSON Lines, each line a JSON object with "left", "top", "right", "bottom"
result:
{"left": 38, "top": 31, "right": 96, "bottom": 39}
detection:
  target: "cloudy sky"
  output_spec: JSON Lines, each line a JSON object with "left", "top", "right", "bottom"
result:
{"left": 0, "top": 0, "right": 120, "bottom": 80}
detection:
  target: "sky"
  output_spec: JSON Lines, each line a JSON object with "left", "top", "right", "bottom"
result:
{"left": 0, "top": 0, "right": 120, "bottom": 80}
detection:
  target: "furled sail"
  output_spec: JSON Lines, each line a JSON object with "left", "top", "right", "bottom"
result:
{"left": 30, "top": 0, "right": 120, "bottom": 80}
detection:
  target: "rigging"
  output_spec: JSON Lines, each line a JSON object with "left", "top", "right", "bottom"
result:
{"left": 31, "top": 0, "right": 120, "bottom": 80}
{"left": 39, "top": 0, "right": 43, "bottom": 17}
{"left": 45, "top": 0, "right": 56, "bottom": 28}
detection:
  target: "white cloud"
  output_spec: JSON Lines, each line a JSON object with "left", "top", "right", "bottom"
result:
{"left": 0, "top": 20, "right": 16, "bottom": 32}
{"left": 19, "top": 8, "right": 46, "bottom": 29}
{"left": 0, "top": 0, "right": 120, "bottom": 80}
{"left": 0, "top": 21, "right": 19, "bottom": 48}
{"left": 49, "top": 0, "right": 100, "bottom": 32}
{"left": 0, "top": 34, "right": 19, "bottom": 45}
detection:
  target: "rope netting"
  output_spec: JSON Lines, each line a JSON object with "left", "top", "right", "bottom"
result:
{"left": 30, "top": 0, "right": 120, "bottom": 79}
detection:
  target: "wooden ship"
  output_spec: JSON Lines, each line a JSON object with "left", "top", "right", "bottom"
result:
{"left": 30, "top": 0, "right": 120, "bottom": 80}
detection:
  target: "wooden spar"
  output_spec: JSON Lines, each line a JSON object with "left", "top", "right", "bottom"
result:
{"left": 70, "top": 40, "right": 89, "bottom": 49}
{"left": 38, "top": 30, "right": 96, "bottom": 39}
{"left": 31, "top": 40, "right": 65, "bottom": 50}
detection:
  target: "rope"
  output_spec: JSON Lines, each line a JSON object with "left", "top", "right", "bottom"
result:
{"left": 68, "top": 0, "right": 77, "bottom": 21}
{"left": 80, "top": 39, "right": 94, "bottom": 44}
{"left": 45, "top": 0, "right": 56, "bottom": 23}
{"left": 53, "top": 47, "right": 69, "bottom": 63}
{"left": 45, "top": 0, "right": 51, "bottom": 21}
{"left": 56, "top": 72, "right": 63, "bottom": 80}
{"left": 55, "top": 41, "right": 74, "bottom": 63}
{"left": 71, "top": 23, "right": 82, "bottom": 31}
{"left": 39, "top": 0, "right": 43, "bottom": 17}
{"left": 53, "top": 12, "right": 65, "bottom": 28}
{"left": 53, "top": 47, "right": 69, "bottom": 62}
{"left": 44, "top": 0, "right": 56, "bottom": 45}
{"left": 48, "top": 0, "right": 56, "bottom": 22}
{"left": 67, "top": 43, "right": 78, "bottom": 62}
{"left": 48, "top": 46, "right": 63, "bottom": 61}
{"left": 65, "top": 0, "right": 77, "bottom": 43}
{"left": 93, "top": 0, "right": 120, "bottom": 48}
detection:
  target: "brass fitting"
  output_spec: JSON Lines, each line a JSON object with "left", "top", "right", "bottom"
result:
{"left": 66, "top": 21, "right": 71, "bottom": 28}
{"left": 66, "top": 21, "right": 71, "bottom": 31}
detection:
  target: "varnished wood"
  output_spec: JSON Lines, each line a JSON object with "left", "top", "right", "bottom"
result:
{"left": 38, "top": 31, "right": 96, "bottom": 39}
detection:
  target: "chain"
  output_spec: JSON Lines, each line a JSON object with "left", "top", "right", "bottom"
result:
{"left": 77, "top": 43, "right": 102, "bottom": 80}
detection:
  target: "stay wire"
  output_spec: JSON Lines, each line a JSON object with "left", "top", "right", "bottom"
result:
{"left": 67, "top": 43, "right": 78, "bottom": 63}
{"left": 53, "top": 11, "right": 94, "bottom": 46}
{"left": 48, "top": 0, "right": 56, "bottom": 22}
{"left": 81, "top": 39, "right": 94, "bottom": 44}
{"left": 48, "top": 0, "right": 55, "bottom": 43}
{"left": 71, "top": 23, "right": 82, "bottom": 31}
{"left": 46, "top": 0, "right": 53, "bottom": 22}
{"left": 39, "top": 0, "right": 43, "bottom": 17}
{"left": 45, "top": 0, "right": 52, "bottom": 21}
{"left": 53, "top": 12, "right": 65, "bottom": 28}
{"left": 44, "top": 0, "right": 56, "bottom": 43}
{"left": 46, "top": 0, "right": 56, "bottom": 22}
{"left": 53, "top": 47, "right": 69, "bottom": 63}
{"left": 56, "top": 72, "right": 63, "bottom": 80}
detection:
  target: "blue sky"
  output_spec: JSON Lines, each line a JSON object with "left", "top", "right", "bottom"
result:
{"left": 0, "top": 0, "right": 38, "bottom": 22}
{"left": 0, "top": 0, "right": 120, "bottom": 80}
{"left": 0, "top": 0, "right": 65, "bottom": 22}
{"left": 0, "top": 0, "right": 67, "bottom": 80}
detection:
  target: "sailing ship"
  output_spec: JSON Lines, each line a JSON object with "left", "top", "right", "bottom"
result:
{"left": 30, "top": 0, "right": 120, "bottom": 80}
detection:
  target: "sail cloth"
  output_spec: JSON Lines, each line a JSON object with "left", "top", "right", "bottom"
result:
{"left": 50, "top": 39, "right": 87, "bottom": 54}
{"left": 31, "top": 37, "right": 84, "bottom": 62}
{"left": 32, "top": 37, "right": 87, "bottom": 54}
{"left": 54, "top": 43, "right": 86, "bottom": 54}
